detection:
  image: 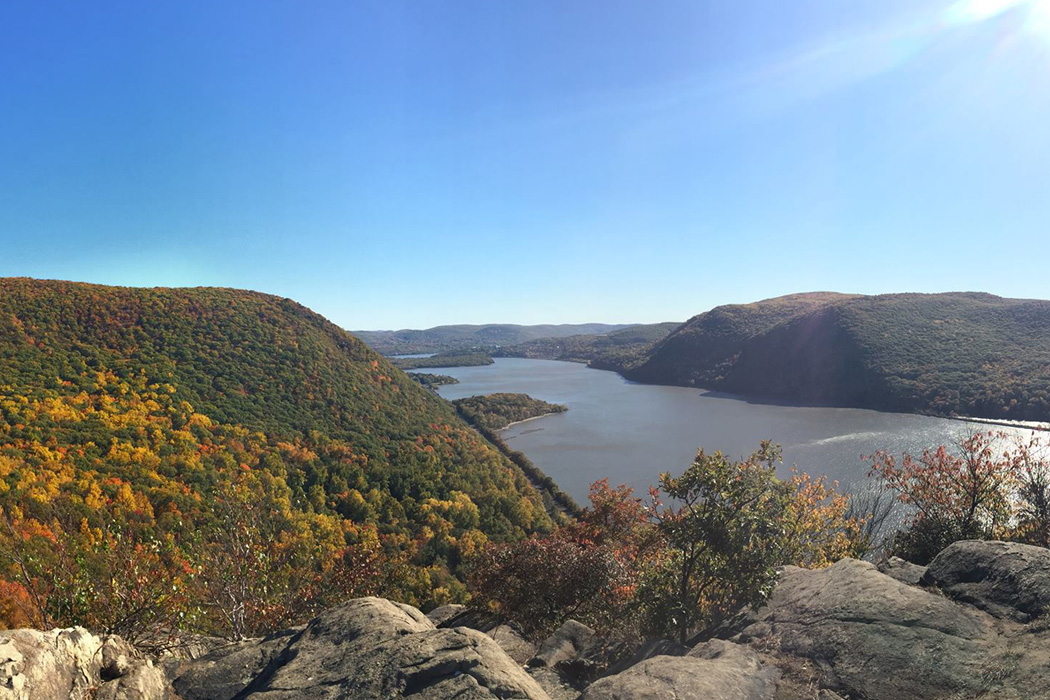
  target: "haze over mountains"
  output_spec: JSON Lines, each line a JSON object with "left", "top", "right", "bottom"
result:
{"left": 353, "top": 324, "right": 635, "bottom": 355}
{"left": 363, "top": 291, "right": 1050, "bottom": 423}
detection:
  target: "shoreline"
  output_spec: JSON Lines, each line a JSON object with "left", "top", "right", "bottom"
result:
{"left": 499, "top": 410, "right": 566, "bottom": 431}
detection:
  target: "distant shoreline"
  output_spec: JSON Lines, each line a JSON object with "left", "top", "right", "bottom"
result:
{"left": 500, "top": 411, "right": 566, "bottom": 431}
{"left": 948, "top": 415, "right": 1050, "bottom": 433}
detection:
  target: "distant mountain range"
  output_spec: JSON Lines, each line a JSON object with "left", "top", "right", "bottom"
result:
{"left": 493, "top": 322, "right": 681, "bottom": 369}
{"left": 362, "top": 292, "right": 1050, "bottom": 423}
{"left": 353, "top": 323, "right": 635, "bottom": 355}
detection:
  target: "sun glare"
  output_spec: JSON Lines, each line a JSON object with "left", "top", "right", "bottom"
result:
{"left": 947, "top": 0, "right": 1030, "bottom": 23}
{"left": 1028, "top": 0, "right": 1050, "bottom": 38}
{"left": 946, "top": 0, "right": 1050, "bottom": 42}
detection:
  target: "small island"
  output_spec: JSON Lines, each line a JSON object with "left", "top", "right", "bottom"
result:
{"left": 452, "top": 392, "right": 568, "bottom": 431}
{"left": 408, "top": 372, "right": 460, "bottom": 390}
{"left": 392, "top": 352, "right": 494, "bottom": 369}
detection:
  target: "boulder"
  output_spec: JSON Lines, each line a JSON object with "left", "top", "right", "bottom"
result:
{"left": 173, "top": 597, "right": 550, "bottom": 699}
{"left": 579, "top": 639, "right": 777, "bottom": 700}
{"left": 529, "top": 620, "right": 595, "bottom": 670}
{"left": 924, "top": 540, "right": 1050, "bottom": 621}
{"left": 0, "top": 627, "right": 104, "bottom": 700}
{"left": 730, "top": 559, "right": 1021, "bottom": 699}
{"left": 93, "top": 659, "right": 168, "bottom": 700}
{"left": 426, "top": 604, "right": 469, "bottom": 627}
{"left": 877, "top": 555, "right": 927, "bottom": 586}
{"left": 433, "top": 607, "right": 537, "bottom": 664}
{"left": 602, "top": 638, "right": 687, "bottom": 678}
{"left": 489, "top": 624, "right": 537, "bottom": 665}
{"left": 171, "top": 628, "right": 302, "bottom": 700}
{"left": 526, "top": 667, "right": 579, "bottom": 700}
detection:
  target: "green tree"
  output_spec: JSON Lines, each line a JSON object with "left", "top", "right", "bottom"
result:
{"left": 642, "top": 441, "right": 792, "bottom": 644}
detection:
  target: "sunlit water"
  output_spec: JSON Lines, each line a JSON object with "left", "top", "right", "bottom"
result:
{"left": 418, "top": 358, "right": 1037, "bottom": 504}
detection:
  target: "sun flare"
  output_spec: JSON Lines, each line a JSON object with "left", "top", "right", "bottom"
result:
{"left": 947, "top": 0, "right": 1050, "bottom": 40}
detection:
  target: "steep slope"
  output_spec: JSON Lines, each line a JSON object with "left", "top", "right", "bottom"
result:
{"left": 629, "top": 292, "right": 1050, "bottom": 421}
{"left": 0, "top": 278, "right": 558, "bottom": 629}
{"left": 354, "top": 323, "right": 634, "bottom": 355}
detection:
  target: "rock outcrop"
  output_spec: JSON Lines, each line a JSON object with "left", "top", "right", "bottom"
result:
{"left": 0, "top": 627, "right": 164, "bottom": 700}
{"left": 9, "top": 541, "right": 1050, "bottom": 699}
{"left": 923, "top": 539, "right": 1050, "bottom": 621}
{"left": 728, "top": 555, "right": 1050, "bottom": 699}
{"left": 171, "top": 597, "right": 547, "bottom": 699}
{"left": 581, "top": 639, "right": 779, "bottom": 700}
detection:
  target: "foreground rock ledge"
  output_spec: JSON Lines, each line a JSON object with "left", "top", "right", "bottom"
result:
{"left": 8, "top": 540, "right": 1050, "bottom": 699}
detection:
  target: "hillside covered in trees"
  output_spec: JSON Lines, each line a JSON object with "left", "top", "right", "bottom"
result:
{"left": 627, "top": 292, "right": 1050, "bottom": 422}
{"left": 354, "top": 323, "right": 633, "bottom": 355}
{"left": 0, "top": 278, "right": 562, "bottom": 638}
{"left": 452, "top": 393, "right": 568, "bottom": 431}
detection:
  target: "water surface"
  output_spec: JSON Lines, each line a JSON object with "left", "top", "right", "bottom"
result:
{"left": 422, "top": 358, "right": 1033, "bottom": 504}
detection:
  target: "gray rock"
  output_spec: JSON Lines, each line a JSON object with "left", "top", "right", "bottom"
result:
{"left": 529, "top": 620, "right": 595, "bottom": 669}
{"left": 430, "top": 607, "right": 536, "bottom": 665}
{"left": 490, "top": 624, "right": 538, "bottom": 665}
{"left": 580, "top": 639, "right": 777, "bottom": 700}
{"left": 924, "top": 540, "right": 1050, "bottom": 621}
{"left": 171, "top": 628, "right": 301, "bottom": 700}
{"left": 878, "top": 555, "right": 927, "bottom": 585}
{"left": 94, "top": 659, "right": 168, "bottom": 700}
{"left": 731, "top": 559, "right": 1021, "bottom": 699}
{"left": 602, "top": 638, "right": 686, "bottom": 679}
{"left": 426, "top": 604, "right": 469, "bottom": 627}
{"left": 173, "top": 596, "right": 549, "bottom": 699}
{"left": 0, "top": 627, "right": 104, "bottom": 700}
{"left": 527, "top": 667, "right": 579, "bottom": 700}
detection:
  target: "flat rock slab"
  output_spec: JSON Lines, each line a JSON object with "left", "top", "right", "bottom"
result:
{"left": 580, "top": 639, "right": 777, "bottom": 700}
{"left": 732, "top": 559, "right": 1029, "bottom": 699}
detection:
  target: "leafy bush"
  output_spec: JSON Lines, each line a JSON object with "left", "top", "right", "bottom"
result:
{"left": 472, "top": 443, "right": 865, "bottom": 644}
{"left": 868, "top": 430, "right": 1017, "bottom": 563}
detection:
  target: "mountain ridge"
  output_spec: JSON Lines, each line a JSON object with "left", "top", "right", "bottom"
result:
{"left": 627, "top": 291, "right": 1050, "bottom": 421}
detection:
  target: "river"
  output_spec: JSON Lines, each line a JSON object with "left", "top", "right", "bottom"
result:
{"left": 417, "top": 358, "right": 1035, "bottom": 504}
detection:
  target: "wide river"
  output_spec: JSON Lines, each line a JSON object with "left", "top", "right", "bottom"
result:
{"left": 418, "top": 358, "right": 1040, "bottom": 504}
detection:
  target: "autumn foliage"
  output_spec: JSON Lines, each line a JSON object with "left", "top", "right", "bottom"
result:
{"left": 869, "top": 430, "right": 1050, "bottom": 563}
{"left": 0, "top": 279, "right": 562, "bottom": 642}
{"left": 470, "top": 443, "right": 868, "bottom": 643}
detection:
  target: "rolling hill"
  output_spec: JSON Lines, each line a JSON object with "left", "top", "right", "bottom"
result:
{"left": 627, "top": 292, "right": 1050, "bottom": 421}
{"left": 354, "top": 323, "right": 635, "bottom": 355}
{"left": 495, "top": 322, "right": 681, "bottom": 369}
{"left": 0, "top": 278, "right": 562, "bottom": 630}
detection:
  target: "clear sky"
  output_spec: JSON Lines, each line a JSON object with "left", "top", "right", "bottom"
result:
{"left": 2, "top": 1, "right": 1048, "bottom": 329}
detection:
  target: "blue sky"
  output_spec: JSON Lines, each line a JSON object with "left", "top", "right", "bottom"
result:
{"left": 2, "top": 0, "right": 1048, "bottom": 329}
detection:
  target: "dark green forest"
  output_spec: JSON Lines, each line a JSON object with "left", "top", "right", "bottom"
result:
{"left": 354, "top": 323, "right": 632, "bottom": 355}
{"left": 629, "top": 292, "right": 1050, "bottom": 421}
{"left": 452, "top": 393, "right": 568, "bottom": 431}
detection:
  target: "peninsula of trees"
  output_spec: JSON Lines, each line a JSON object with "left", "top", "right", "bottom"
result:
{"left": 452, "top": 393, "right": 568, "bottom": 431}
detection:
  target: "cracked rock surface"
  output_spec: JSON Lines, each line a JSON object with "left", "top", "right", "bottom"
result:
{"left": 171, "top": 597, "right": 548, "bottom": 699}
{"left": 728, "top": 557, "right": 1050, "bottom": 699}
{"left": 579, "top": 639, "right": 778, "bottom": 700}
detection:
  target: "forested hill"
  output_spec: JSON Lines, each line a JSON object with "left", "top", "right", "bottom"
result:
{"left": 627, "top": 291, "right": 1050, "bottom": 422}
{"left": 495, "top": 322, "right": 681, "bottom": 369}
{"left": 354, "top": 322, "right": 633, "bottom": 355}
{"left": 0, "top": 278, "right": 559, "bottom": 629}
